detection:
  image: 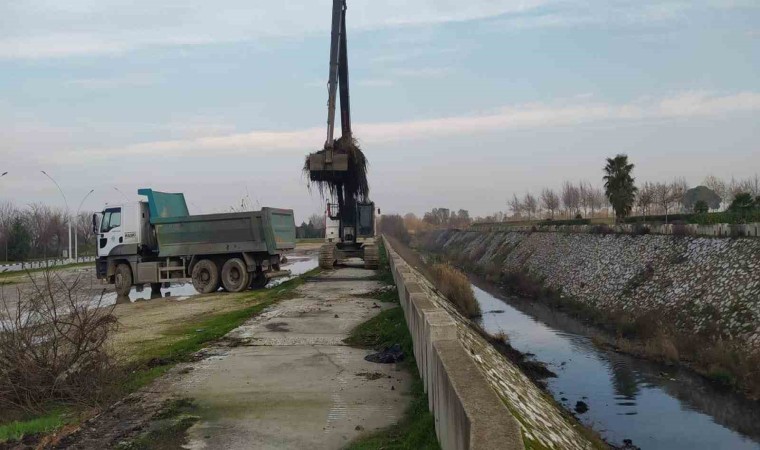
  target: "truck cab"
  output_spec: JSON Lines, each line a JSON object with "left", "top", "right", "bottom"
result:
{"left": 95, "top": 202, "right": 155, "bottom": 260}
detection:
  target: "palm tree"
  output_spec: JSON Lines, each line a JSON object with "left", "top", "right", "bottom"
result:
{"left": 603, "top": 155, "right": 638, "bottom": 220}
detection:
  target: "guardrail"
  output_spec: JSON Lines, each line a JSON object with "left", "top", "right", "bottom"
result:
{"left": 0, "top": 256, "right": 96, "bottom": 273}
{"left": 383, "top": 237, "right": 523, "bottom": 450}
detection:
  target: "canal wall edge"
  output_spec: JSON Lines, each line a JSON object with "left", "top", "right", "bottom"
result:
{"left": 383, "top": 236, "right": 524, "bottom": 450}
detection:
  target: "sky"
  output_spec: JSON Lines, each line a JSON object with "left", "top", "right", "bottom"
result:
{"left": 1, "top": 0, "right": 758, "bottom": 220}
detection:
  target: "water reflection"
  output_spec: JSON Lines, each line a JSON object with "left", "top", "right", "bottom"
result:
{"left": 472, "top": 281, "right": 760, "bottom": 450}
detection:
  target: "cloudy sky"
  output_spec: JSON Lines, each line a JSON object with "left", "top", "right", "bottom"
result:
{"left": 1, "top": 0, "right": 758, "bottom": 220}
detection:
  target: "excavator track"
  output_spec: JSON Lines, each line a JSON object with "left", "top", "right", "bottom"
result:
{"left": 319, "top": 243, "right": 337, "bottom": 270}
{"left": 363, "top": 243, "right": 379, "bottom": 270}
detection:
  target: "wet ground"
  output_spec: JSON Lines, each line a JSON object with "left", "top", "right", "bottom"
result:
{"left": 473, "top": 280, "right": 760, "bottom": 450}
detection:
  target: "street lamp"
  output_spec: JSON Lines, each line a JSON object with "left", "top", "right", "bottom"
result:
{"left": 113, "top": 186, "right": 129, "bottom": 202}
{"left": 41, "top": 170, "right": 72, "bottom": 262}
{"left": 74, "top": 189, "right": 95, "bottom": 262}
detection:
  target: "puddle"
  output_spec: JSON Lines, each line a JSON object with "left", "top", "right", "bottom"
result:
{"left": 100, "top": 255, "right": 319, "bottom": 305}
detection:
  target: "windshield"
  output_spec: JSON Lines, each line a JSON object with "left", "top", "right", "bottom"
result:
{"left": 100, "top": 208, "right": 122, "bottom": 232}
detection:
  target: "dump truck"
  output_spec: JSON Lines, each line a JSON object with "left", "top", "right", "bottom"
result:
{"left": 94, "top": 188, "right": 296, "bottom": 296}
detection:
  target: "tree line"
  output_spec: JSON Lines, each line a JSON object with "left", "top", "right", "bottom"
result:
{"left": 489, "top": 157, "right": 759, "bottom": 222}
{"left": 0, "top": 201, "right": 96, "bottom": 262}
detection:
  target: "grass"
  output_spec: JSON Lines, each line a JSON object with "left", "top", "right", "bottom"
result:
{"left": 0, "top": 410, "right": 71, "bottom": 443}
{"left": 115, "top": 398, "right": 200, "bottom": 450}
{"left": 296, "top": 238, "right": 325, "bottom": 244}
{"left": 0, "top": 269, "right": 317, "bottom": 444}
{"left": 344, "top": 241, "right": 439, "bottom": 450}
{"left": 430, "top": 263, "right": 481, "bottom": 318}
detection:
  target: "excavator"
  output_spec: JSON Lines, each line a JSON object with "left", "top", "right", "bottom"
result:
{"left": 305, "top": 0, "right": 379, "bottom": 270}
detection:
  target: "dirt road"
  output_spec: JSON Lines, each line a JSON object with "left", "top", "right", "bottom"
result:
{"left": 60, "top": 263, "right": 413, "bottom": 449}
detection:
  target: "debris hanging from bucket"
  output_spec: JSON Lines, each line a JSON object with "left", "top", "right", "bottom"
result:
{"left": 303, "top": 136, "right": 369, "bottom": 202}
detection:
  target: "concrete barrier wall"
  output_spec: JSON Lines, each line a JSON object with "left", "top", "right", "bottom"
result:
{"left": 384, "top": 238, "right": 523, "bottom": 450}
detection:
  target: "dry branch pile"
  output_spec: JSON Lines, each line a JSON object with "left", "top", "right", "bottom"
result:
{"left": 304, "top": 136, "right": 369, "bottom": 202}
{"left": 0, "top": 271, "right": 119, "bottom": 413}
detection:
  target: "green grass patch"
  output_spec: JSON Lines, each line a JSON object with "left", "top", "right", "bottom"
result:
{"left": 346, "top": 377, "right": 438, "bottom": 450}
{"left": 0, "top": 409, "right": 71, "bottom": 443}
{"left": 344, "top": 248, "right": 439, "bottom": 450}
{"left": 296, "top": 238, "right": 325, "bottom": 244}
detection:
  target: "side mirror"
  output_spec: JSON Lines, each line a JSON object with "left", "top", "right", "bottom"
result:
{"left": 92, "top": 213, "right": 100, "bottom": 234}
{"left": 377, "top": 208, "right": 381, "bottom": 215}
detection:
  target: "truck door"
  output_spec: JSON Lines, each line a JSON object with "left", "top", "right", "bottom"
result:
{"left": 98, "top": 207, "right": 124, "bottom": 257}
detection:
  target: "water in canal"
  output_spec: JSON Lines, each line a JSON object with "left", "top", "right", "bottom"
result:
{"left": 472, "top": 280, "right": 760, "bottom": 450}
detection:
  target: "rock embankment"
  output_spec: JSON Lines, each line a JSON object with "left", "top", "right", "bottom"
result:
{"left": 423, "top": 230, "right": 760, "bottom": 350}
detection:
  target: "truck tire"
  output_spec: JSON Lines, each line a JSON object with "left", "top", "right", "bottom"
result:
{"left": 192, "top": 259, "right": 220, "bottom": 294}
{"left": 249, "top": 271, "right": 269, "bottom": 289}
{"left": 114, "top": 263, "right": 133, "bottom": 296}
{"left": 319, "top": 243, "right": 336, "bottom": 270}
{"left": 221, "top": 258, "right": 250, "bottom": 293}
{"left": 363, "top": 244, "right": 379, "bottom": 270}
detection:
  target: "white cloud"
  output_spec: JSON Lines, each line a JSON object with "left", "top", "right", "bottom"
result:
{"left": 0, "top": 0, "right": 549, "bottom": 59}
{"left": 66, "top": 73, "right": 159, "bottom": 89}
{"left": 357, "top": 79, "right": 394, "bottom": 87}
{"left": 56, "top": 91, "right": 760, "bottom": 163}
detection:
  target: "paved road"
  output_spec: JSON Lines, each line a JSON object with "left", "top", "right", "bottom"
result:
{"left": 172, "top": 265, "right": 412, "bottom": 449}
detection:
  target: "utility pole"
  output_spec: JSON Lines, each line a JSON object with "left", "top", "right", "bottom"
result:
{"left": 41, "top": 171, "right": 72, "bottom": 262}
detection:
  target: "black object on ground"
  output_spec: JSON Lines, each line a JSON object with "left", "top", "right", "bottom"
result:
{"left": 574, "top": 400, "right": 589, "bottom": 414}
{"left": 365, "top": 344, "right": 405, "bottom": 364}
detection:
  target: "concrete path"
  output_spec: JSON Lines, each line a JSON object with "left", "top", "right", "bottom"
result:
{"left": 173, "top": 266, "right": 412, "bottom": 450}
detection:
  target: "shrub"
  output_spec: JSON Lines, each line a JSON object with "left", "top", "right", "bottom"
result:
{"left": 0, "top": 269, "right": 119, "bottom": 413}
{"left": 430, "top": 264, "right": 481, "bottom": 318}
{"left": 590, "top": 224, "right": 613, "bottom": 235}
{"left": 539, "top": 218, "right": 591, "bottom": 226}
{"left": 694, "top": 200, "right": 709, "bottom": 214}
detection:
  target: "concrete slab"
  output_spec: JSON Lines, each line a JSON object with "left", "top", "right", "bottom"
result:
{"left": 170, "top": 267, "right": 413, "bottom": 450}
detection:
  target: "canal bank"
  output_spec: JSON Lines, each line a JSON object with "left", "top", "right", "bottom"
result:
{"left": 408, "top": 231, "right": 760, "bottom": 449}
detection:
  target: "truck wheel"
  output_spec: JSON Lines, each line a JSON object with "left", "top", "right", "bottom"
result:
{"left": 319, "top": 243, "right": 336, "bottom": 270}
{"left": 363, "top": 244, "right": 379, "bottom": 270}
{"left": 114, "top": 264, "right": 133, "bottom": 296}
{"left": 249, "top": 271, "right": 269, "bottom": 289}
{"left": 192, "top": 259, "right": 220, "bottom": 294}
{"left": 221, "top": 258, "right": 250, "bottom": 293}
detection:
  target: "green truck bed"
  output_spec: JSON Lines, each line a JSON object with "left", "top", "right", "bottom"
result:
{"left": 139, "top": 189, "right": 296, "bottom": 258}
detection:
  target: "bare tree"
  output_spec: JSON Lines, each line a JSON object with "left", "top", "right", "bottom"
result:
{"left": 637, "top": 182, "right": 655, "bottom": 216}
{"left": 76, "top": 212, "right": 96, "bottom": 256}
{"left": 589, "top": 187, "right": 605, "bottom": 217}
{"left": 561, "top": 182, "right": 580, "bottom": 218}
{"left": 671, "top": 178, "right": 689, "bottom": 213}
{"left": 508, "top": 194, "right": 523, "bottom": 219}
{"left": 522, "top": 193, "right": 538, "bottom": 220}
{"left": 540, "top": 188, "right": 560, "bottom": 219}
